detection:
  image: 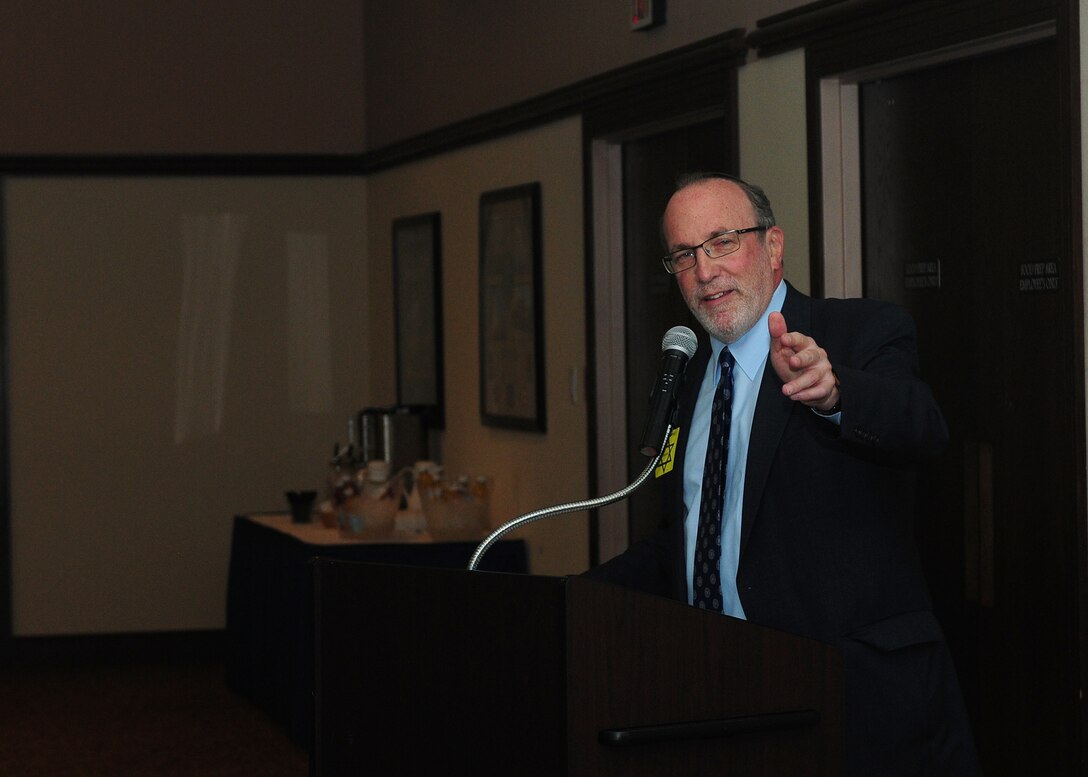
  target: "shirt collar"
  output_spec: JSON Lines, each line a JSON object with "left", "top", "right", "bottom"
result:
{"left": 709, "top": 281, "right": 787, "bottom": 382}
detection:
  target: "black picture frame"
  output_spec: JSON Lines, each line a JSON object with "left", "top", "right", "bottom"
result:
{"left": 392, "top": 212, "right": 445, "bottom": 428}
{"left": 478, "top": 183, "right": 546, "bottom": 432}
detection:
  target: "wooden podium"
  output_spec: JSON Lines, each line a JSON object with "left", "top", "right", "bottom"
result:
{"left": 312, "top": 559, "right": 842, "bottom": 776}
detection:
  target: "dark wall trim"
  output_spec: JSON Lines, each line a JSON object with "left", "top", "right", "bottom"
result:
{"left": 361, "top": 30, "right": 747, "bottom": 174}
{"left": 0, "top": 154, "right": 365, "bottom": 177}
{"left": 748, "top": 0, "right": 953, "bottom": 56}
{"left": 0, "top": 31, "right": 747, "bottom": 180}
{"left": 748, "top": 0, "right": 1057, "bottom": 61}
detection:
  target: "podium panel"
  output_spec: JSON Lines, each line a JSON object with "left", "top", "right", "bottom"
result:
{"left": 313, "top": 560, "right": 841, "bottom": 776}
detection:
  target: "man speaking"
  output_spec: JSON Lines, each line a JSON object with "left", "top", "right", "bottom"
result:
{"left": 586, "top": 172, "right": 979, "bottom": 775}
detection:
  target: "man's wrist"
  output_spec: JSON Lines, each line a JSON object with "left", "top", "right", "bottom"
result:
{"left": 812, "top": 372, "right": 841, "bottom": 416}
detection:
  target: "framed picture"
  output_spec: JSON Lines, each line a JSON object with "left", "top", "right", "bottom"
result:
{"left": 478, "top": 183, "right": 546, "bottom": 432}
{"left": 393, "top": 212, "right": 444, "bottom": 428}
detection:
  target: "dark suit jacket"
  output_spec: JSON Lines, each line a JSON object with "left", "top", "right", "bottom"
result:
{"left": 587, "top": 283, "right": 979, "bottom": 775}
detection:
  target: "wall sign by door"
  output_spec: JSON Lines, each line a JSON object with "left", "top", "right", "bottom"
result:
{"left": 1018, "top": 261, "right": 1059, "bottom": 292}
{"left": 904, "top": 260, "right": 941, "bottom": 289}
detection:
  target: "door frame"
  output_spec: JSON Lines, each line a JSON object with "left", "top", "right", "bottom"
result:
{"left": 590, "top": 139, "right": 630, "bottom": 562}
{"left": 589, "top": 110, "right": 731, "bottom": 563}
{"left": 580, "top": 35, "right": 744, "bottom": 566}
{"left": 818, "top": 20, "right": 1058, "bottom": 298}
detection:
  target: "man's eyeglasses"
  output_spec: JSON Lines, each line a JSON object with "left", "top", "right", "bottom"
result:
{"left": 661, "top": 226, "right": 769, "bottom": 275}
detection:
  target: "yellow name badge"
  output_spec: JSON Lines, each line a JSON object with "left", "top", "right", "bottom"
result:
{"left": 654, "top": 427, "right": 681, "bottom": 478}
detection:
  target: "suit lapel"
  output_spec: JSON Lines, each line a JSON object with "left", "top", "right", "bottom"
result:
{"left": 739, "top": 284, "right": 811, "bottom": 554}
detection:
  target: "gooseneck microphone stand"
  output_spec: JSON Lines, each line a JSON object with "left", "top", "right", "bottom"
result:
{"left": 466, "top": 425, "right": 669, "bottom": 572}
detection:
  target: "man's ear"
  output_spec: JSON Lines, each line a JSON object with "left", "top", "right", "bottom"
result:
{"left": 766, "top": 225, "right": 785, "bottom": 274}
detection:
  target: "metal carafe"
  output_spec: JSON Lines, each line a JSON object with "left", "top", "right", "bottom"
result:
{"left": 358, "top": 406, "right": 429, "bottom": 474}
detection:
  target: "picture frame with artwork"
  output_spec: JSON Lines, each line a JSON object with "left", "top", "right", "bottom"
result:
{"left": 478, "top": 183, "right": 545, "bottom": 432}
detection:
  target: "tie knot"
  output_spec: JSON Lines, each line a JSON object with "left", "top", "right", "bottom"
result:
{"left": 719, "top": 347, "right": 735, "bottom": 370}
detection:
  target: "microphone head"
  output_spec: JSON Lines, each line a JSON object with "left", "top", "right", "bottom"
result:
{"left": 661, "top": 326, "right": 698, "bottom": 359}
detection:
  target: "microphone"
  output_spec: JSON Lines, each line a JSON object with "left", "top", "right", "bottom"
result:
{"left": 467, "top": 324, "right": 697, "bottom": 571}
{"left": 639, "top": 325, "right": 698, "bottom": 456}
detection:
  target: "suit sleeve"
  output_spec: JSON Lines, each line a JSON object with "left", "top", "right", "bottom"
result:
{"left": 823, "top": 300, "right": 948, "bottom": 460}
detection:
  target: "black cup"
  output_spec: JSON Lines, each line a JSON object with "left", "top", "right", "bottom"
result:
{"left": 286, "top": 490, "right": 317, "bottom": 524}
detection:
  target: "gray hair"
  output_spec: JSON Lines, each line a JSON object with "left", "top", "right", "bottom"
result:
{"left": 660, "top": 172, "right": 777, "bottom": 248}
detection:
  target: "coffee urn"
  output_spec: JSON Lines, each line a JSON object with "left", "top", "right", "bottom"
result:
{"left": 358, "top": 406, "right": 429, "bottom": 474}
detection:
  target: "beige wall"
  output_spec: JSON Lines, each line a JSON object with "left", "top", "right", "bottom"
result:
{"left": 362, "top": 0, "right": 804, "bottom": 149}
{"left": 365, "top": 117, "right": 588, "bottom": 576}
{"left": 7, "top": 177, "right": 368, "bottom": 634}
{"left": 0, "top": 2, "right": 366, "bottom": 154}
{"left": 738, "top": 49, "right": 811, "bottom": 293}
{"left": 0, "top": 0, "right": 811, "bottom": 155}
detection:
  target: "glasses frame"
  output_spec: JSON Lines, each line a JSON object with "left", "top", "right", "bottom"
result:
{"left": 661, "top": 226, "right": 769, "bottom": 275}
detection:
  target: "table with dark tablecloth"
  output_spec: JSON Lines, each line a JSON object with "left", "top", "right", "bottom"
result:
{"left": 224, "top": 514, "right": 528, "bottom": 750}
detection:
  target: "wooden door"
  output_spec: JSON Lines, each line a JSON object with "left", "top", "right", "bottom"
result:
{"left": 860, "top": 39, "right": 1078, "bottom": 774}
{"left": 621, "top": 121, "right": 726, "bottom": 544}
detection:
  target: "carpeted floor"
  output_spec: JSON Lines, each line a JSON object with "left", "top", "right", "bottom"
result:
{"left": 0, "top": 659, "right": 308, "bottom": 777}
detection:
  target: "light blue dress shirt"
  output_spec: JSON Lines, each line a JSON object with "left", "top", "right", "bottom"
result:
{"left": 683, "top": 281, "right": 787, "bottom": 618}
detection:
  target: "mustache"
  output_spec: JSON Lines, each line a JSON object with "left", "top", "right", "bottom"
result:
{"left": 694, "top": 283, "right": 741, "bottom": 298}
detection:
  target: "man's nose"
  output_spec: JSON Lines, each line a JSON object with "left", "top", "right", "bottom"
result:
{"left": 692, "top": 249, "right": 720, "bottom": 283}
